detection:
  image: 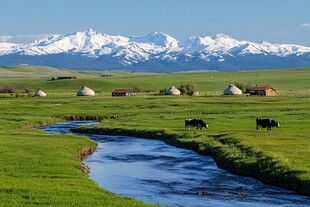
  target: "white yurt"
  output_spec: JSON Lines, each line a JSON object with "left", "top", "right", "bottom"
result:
{"left": 77, "top": 86, "right": 95, "bottom": 96}
{"left": 165, "top": 86, "right": 181, "bottom": 96}
{"left": 223, "top": 84, "right": 242, "bottom": 95}
{"left": 34, "top": 89, "right": 47, "bottom": 97}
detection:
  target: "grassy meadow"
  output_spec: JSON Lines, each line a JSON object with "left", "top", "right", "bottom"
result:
{"left": 1, "top": 65, "right": 309, "bottom": 95}
{"left": 0, "top": 65, "right": 309, "bottom": 206}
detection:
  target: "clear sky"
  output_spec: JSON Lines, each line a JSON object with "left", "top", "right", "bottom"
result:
{"left": 1, "top": 0, "right": 309, "bottom": 46}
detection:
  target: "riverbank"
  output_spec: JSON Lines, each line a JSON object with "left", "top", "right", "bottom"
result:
{"left": 0, "top": 122, "right": 156, "bottom": 206}
{"left": 71, "top": 126, "right": 310, "bottom": 196}
{"left": 76, "top": 145, "right": 98, "bottom": 173}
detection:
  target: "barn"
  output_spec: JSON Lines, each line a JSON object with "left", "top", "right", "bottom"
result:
{"left": 112, "top": 90, "right": 131, "bottom": 96}
{"left": 249, "top": 85, "right": 276, "bottom": 96}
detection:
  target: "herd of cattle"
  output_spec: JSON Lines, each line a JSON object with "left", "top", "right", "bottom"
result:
{"left": 185, "top": 118, "right": 280, "bottom": 133}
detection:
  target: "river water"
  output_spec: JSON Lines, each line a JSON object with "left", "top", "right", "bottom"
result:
{"left": 39, "top": 121, "right": 310, "bottom": 207}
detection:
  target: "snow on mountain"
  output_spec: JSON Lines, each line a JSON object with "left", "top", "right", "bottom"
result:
{"left": 1, "top": 29, "right": 309, "bottom": 58}
{"left": 180, "top": 36, "right": 211, "bottom": 53}
{"left": 0, "top": 42, "right": 20, "bottom": 55}
{"left": 180, "top": 34, "right": 245, "bottom": 57}
{"left": 0, "top": 29, "right": 309, "bottom": 71}
{"left": 181, "top": 34, "right": 310, "bottom": 57}
{"left": 115, "top": 32, "right": 180, "bottom": 64}
{"left": 129, "top": 32, "right": 179, "bottom": 48}
{"left": 255, "top": 41, "right": 310, "bottom": 56}
{"left": 18, "top": 29, "right": 130, "bottom": 57}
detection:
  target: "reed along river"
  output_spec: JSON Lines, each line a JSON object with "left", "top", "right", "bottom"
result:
{"left": 39, "top": 121, "right": 310, "bottom": 207}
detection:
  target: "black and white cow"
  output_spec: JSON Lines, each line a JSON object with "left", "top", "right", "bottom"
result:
{"left": 185, "top": 119, "right": 208, "bottom": 130}
{"left": 256, "top": 118, "right": 280, "bottom": 133}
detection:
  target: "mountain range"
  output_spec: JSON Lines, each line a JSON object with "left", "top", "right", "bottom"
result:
{"left": 0, "top": 29, "right": 309, "bottom": 72}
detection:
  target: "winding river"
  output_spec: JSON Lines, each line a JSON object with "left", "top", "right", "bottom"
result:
{"left": 39, "top": 121, "right": 310, "bottom": 207}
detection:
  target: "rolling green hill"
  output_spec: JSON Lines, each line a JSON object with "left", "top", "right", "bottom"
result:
{"left": 0, "top": 65, "right": 309, "bottom": 96}
{"left": 0, "top": 65, "right": 92, "bottom": 78}
{"left": 0, "top": 65, "right": 146, "bottom": 79}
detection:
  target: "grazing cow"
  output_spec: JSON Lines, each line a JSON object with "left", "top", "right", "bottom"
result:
{"left": 256, "top": 118, "right": 280, "bottom": 133}
{"left": 185, "top": 119, "right": 208, "bottom": 130}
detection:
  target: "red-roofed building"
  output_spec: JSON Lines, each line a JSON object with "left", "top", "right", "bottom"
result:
{"left": 249, "top": 85, "right": 276, "bottom": 96}
{"left": 112, "top": 89, "right": 131, "bottom": 96}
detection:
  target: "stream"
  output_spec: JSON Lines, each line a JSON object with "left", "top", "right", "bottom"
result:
{"left": 39, "top": 121, "right": 310, "bottom": 207}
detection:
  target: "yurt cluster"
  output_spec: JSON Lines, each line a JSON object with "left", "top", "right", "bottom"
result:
{"left": 34, "top": 86, "right": 183, "bottom": 97}
{"left": 164, "top": 85, "right": 243, "bottom": 96}
{"left": 163, "top": 84, "right": 275, "bottom": 96}
{"left": 34, "top": 86, "right": 96, "bottom": 97}
{"left": 33, "top": 84, "right": 275, "bottom": 97}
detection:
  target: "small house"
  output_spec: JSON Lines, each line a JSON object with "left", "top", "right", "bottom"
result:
{"left": 249, "top": 85, "right": 276, "bottom": 96}
{"left": 112, "top": 90, "right": 131, "bottom": 96}
{"left": 51, "top": 76, "right": 76, "bottom": 81}
{"left": 101, "top": 74, "right": 113, "bottom": 77}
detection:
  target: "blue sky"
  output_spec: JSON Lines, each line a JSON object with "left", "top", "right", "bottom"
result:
{"left": 1, "top": 0, "right": 309, "bottom": 46}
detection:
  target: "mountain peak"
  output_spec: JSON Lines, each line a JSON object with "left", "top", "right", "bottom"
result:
{"left": 75, "top": 29, "right": 100, "bottom": 37}
{"left": 84, "top": 28, "right": 100, "bottom": 36}
{"left": 146, "top": 32, "right": 171, "bottom": 38}
{"left": 129, "top": 32, "right": 178, "bottom": 48}
{"left": 0, "top": 30, "right": 309, "bottom": 71}
{"left": 88, "top": 28, "right": 95, "bottom": 33}
{"left": 260, "top": 40, "right": 272, "bottom": 45}
{"left": 213, "top": 33, "right": 233, "bottom": 40}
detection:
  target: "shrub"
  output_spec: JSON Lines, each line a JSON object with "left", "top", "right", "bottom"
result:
{"left": 158, "top": 88, "right": 166, "bottom": 95}
{"left": 131, "top": 85, "right": 144, "bottom": 93}
{"left": 178, "top": 83, "right": 197, "bottom": 96}
{"left": 0, "top": 84, "right": 17, "bottom": 93}
{"left": 178, "top": 84, "right": 187, "bottom": 95}
{"left": 186, "top": 83, "right": 197, "bottom": 96}
{"left": 24, "top": 87, "right": 32, "bottom": 94}
{"left": 234, "top": 82, "right": 254, "bottom": 93}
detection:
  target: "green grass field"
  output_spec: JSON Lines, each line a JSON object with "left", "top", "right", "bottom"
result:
{"left": 0, "top": 65, "right": 309, "bottom": 206}
{"left": 1, "top": 65, "right": 309, "bottom": 96}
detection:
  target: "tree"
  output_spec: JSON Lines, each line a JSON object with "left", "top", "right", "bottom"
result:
{"left": 234, "top": 82, "right": 253, "bottom": 93}
{"left": 178, "top": 83, "right": 197, "bottom": 96}
{"left": 24, "top": 87, "right": 32, "bottom": 94}
{"left": 131, "top": 85, "right": 144, "bottom": 93}
{"left": 178, "top": 84, "right": 187, "bottom": 95}
{"left": 0, "top": 84, "right": 16, "bottom": 93}
{"left": 186, "top": 83, "right": 197, "bottom": 96}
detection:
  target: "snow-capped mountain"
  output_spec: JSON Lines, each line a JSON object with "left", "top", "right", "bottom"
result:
{"left": 0, "top": 29, "right": 309, "bottom": 72}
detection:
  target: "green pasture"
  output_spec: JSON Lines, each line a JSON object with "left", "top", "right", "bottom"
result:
{"left": 1, "top": 66, "right": 309, "bottom": 96}
{"left": 0, "top": 66, "right": 309, "bottom": 206}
